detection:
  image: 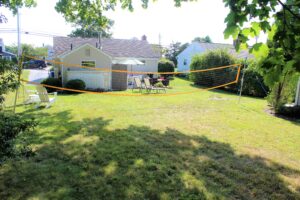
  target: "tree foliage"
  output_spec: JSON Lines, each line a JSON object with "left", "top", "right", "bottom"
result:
{"left": 6, "top": 44, "right": 48, "bottom": 61}
{"left": 0, "top": 58, "right": 18, "bottom": 106}
{"left": 69, "top": 20, "right": 114, "bottom": 38}
{"left": 192, "top": 36, "right": 212, "bottom": 43}
{"left": 0, "top": 0, "right": 36, "bottom": 23}
{"left": 190, "top": 49, "right": 237, "bottom": 87}
{"left": 0, "top": 0, "right": 36, "bottom": 13}
{"left": 223, "top": 0, "right": 300, "bottom": 112}
{"left": 55, "top": 0, "right": 194, "bottom": 38}
{"left": 164, "top": 42, "right": 189, "bottom": 66}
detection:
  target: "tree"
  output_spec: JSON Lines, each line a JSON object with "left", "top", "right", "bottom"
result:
{"left": 164, "top": 42, "right": 189, "bottom": 66}
{"left": 69, "top": 20, "right": 114, "bottom": 38}
{"left": 222, "top": 0, "right": 300, "bottom": 112}
{"left": 0, "top": 58, "right": 18, "bottom": 106}
{"left": 6, "top": 44, "right": 47, "bottom": 61}
{"left": 0, "top": 0, "right": 36, "bottom": 22}
{"left": 192, "top": 36, "right": 212, "bottom": 43}
{"left": 54, "top": 0, "right": 194, "bottom": 39}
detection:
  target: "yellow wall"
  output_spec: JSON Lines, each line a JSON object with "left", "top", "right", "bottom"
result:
{"left": 61, "top": 45, "right": 112, "bottom": 88}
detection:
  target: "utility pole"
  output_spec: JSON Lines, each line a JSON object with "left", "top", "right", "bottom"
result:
{"left": 17, "top": 8, "right": 21, "bottom": 57}
{"left": 13, "top": 8, "right": 22, "bottom": 113}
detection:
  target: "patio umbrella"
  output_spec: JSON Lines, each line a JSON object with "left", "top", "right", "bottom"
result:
{"left": 112, "top": 58, "right": 144, "bottom": 75}
{"left": 112, "top": 58, "right": 145, "bottom": 87}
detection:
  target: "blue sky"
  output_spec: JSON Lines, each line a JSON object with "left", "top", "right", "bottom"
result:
{"left": 0, "top": 0, "right": 261, "bottom": 47}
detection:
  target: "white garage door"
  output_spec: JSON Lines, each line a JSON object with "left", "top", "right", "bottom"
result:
{"left": 67, "top": 71, "right": 110, "bottom": 90}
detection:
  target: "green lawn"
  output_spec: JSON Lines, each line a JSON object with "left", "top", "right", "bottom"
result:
{"left": 1, "top": 77, "right": 300, "bottom": 199}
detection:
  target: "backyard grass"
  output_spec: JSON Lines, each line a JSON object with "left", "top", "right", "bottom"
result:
{"left": 1, "top": 77, "right": 300, "bottom": 199}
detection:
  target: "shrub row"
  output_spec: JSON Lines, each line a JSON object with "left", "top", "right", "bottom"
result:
{"left": 40, "top": 78, "right": 100, "bottom": 94}
{"left": 190, "top": 50, "right": 269, "bottom": 97}
{"left": 0, "top": 112, "right": 36, "bottom": 162}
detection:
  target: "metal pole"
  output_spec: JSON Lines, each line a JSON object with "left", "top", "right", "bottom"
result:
{"left": 238, "top": 60, "right": 247, "bottom": 104}
{"left": 17, "top": 8, "right": 21, "bottom": 57}
{"left": 13, "top": 8, "right": 22, "bottom": 113}
{"left": 295, "top": 77, "right": 300, "bottom": 106}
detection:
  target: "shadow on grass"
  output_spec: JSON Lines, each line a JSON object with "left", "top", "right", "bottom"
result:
{"left": 1, "top": 109, "right": 300, "bottom": 199}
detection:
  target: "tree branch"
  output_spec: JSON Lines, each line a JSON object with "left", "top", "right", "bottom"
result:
{"left": 277, "top": 0, "right": 300, "bottom": 20}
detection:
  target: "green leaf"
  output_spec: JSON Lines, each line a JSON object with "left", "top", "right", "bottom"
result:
{"left": 267, "top": 24, "right": 277, "bottom": 41}
{"left": 224, "top": 25, "right": 240, "bottom": 39}
{"left": 250, "top": 43, "right": 269, "bottom": 59}
{"left": 251, "top": 22, "right": 261, "bottom": 36}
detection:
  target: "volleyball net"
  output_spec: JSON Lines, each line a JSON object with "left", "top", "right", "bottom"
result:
{"left": 20, "top": 55, "right": 242, "bottom": 97}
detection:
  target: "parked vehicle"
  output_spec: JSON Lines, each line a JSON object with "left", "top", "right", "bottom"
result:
{"left": 23, "top": 60, "right": 47, "bottom": 69}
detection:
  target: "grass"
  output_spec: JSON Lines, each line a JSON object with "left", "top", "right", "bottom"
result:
{"left": 1, "top": 77, "right": 300, "bottom": 199}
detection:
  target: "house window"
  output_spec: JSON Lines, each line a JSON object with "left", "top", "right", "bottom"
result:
{"left": 85, "top": 49, "right": 91, "bottom": 57}
{"left": 183, "top": 59, "right": 187, "bottom": 66}
{"left": 82, "top": 61, "right": 96, "bottom": 67}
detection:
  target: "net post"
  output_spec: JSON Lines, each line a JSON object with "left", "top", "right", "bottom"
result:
{"left": 238, "top": 59, "right": 248, "bottom": 104}
{"left": 236, "top": 64, "right": 242, "bottom": 82}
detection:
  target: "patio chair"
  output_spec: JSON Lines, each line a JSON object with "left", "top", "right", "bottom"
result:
{"left": 132, "top": 77, "right": 145, "bottom": 93}
{"left": 144, "top": 78, "right": 166, "bottom": 93}
{"left": 23, "top": 88, "right": 40, "bottom": 105}
{"left": 35, "top": 85, "right": 57, "bottom": 108}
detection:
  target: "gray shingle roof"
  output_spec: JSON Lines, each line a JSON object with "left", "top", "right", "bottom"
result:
{"left": 53, "top": 37, "right": 161, "bottom": 59}
{"left": 196, "top": 42, "right": 253, "bottom": 59}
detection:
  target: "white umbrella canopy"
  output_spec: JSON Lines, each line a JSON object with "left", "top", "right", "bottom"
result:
{"left": 112, "top": 58, "right": 144, "bottom": 65}
{"left": 112, "top": 59, "right": 145, "bottom": 88}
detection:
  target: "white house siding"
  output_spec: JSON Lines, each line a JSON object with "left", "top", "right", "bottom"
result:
{"left": 61, "top": 45, "right": 112, "bottom": 89}
{"left": 128, "top": 58, "right": 158, "bottom": 73}
{"left": 177, "top": 42, "right": 204, "bottom": 72}
{"left": 67, "top": 71, "right": 110, "bottom": 90}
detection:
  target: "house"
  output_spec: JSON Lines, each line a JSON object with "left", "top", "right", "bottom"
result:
{"left": 0, "top": 38, "right": 16, "bottom": 61}
{"left": 53, "top": 36, "right": 161, "bottom": 91}
{"left": 177, "top": 42, "right": 252, "bottom": 72}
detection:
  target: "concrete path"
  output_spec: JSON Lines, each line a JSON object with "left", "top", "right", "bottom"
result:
{"left": 28, "top": 68, "right": 50, "bottom": 83}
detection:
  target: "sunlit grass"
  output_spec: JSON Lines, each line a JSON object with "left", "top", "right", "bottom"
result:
{"left": 1, "top": 77, "right": 300, "bottom": 199}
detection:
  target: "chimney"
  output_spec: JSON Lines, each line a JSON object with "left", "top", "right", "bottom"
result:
{"left": 141, "top": 35, "right": 147, "bottom": 41}
{"left": 70, "top": 43, "right": 73, "bottom": 50}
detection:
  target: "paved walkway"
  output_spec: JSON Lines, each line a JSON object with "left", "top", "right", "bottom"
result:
{"left": 28, "top": 68, "right": 50, "bottom": 83}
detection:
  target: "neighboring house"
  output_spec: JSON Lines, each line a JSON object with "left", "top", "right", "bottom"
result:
{"left": 0, "top": 38, "right": 16, "bottom": 61}
{"left": 177, "top": 42, "right": 252, "bottom": 72}
{"left": 53, "top": 37, "right": 161, "bottom": 91}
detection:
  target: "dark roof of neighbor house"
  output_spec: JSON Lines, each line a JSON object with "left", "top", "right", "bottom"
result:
{"left": 193, "top": 42, "right": 253, "bottom": 59}
{"left": 53, "top": 37, "right": 161, "bottom": 59}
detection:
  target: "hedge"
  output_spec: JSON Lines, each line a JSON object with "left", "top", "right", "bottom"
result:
{"left": 158, "top": 58, "right": 175, "bottom": 77}
{"left": 41, "top": 78, "right": 62, "bottom": 93}
{"left": 65, "top": 79, "right": 86, "bottom": 93}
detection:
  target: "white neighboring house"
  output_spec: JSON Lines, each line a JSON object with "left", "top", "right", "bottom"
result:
{"left": 0, "top": 38, "right": 16, "bottom": 61}
{"left": 177, "top": 42, "right": 252, "bottom": 72}
{"left": 53, "top": 36, "right": 161, "bottom": 91}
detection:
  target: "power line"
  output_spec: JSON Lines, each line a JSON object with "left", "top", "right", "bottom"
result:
{"left": 0, "top": 29, "right": 67, "bottom": 37}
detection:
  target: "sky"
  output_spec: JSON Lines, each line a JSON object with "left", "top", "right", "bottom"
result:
{"left": 0, "top": 0, "right": 259, "bottom": 47}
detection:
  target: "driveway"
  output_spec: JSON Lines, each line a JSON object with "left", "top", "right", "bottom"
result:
{"left": 28, "top": 67, "right": 50, "bottom": 83}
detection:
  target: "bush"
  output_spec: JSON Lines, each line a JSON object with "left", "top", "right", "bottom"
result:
{"left": 41, "top": 78, "right": 62, "bottom": 93}
{"left": 227, "top": 67, "right": 269, "bottom": 97}
{"left": 276, "top": 106, "right": 300, "bottom": 118}
{"left": 158, "top": 58, "right": 175, "bottom": 78}
{"left": 65, "top": 79, "right": 86, "bottom": 93}
{"left": 190, "top": 50, "right": 237, "bottom": 87}
{"left": 155, "top": 82, "right": 165, "bottom": 88}
{"left": 0, "top": 112, "right": 36, "bottom": 162}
